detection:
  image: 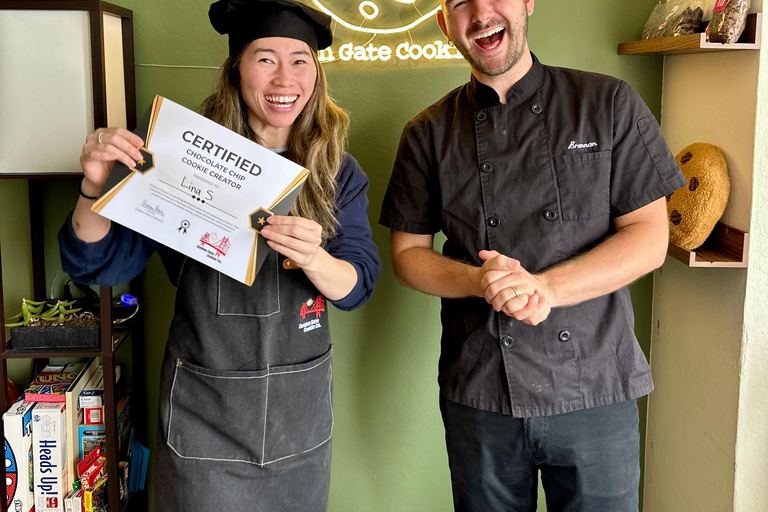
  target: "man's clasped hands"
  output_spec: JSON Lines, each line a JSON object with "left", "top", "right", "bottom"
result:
{"left": 477, "top": 251, "right": 553, "bottom": 326}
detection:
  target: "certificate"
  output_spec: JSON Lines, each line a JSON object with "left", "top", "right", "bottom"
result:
{"left": 93, "top": 96, "right": 308, "bottom": 285}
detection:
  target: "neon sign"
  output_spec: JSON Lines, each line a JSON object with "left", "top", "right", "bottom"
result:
{"left": 312, "top": 0, "right": 440, "bottom": 34}
{"left": 320, "top": 40, "right": 463, "bottom": 62}
{"left": 308, "top": 1, "right": 465, "bottom": 64}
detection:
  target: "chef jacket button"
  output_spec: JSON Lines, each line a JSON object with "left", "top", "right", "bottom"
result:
{"left": 476, "top": 112, "right": 487, "bottom": 121}
{"left": 502, "top": 336, "right": 514, "bottom": 348}
{"left": 559, "top": 330, "right": 571, "bottom": 342}
{"left": 481, "top": 162, "right": 494, "bottom": 173}
{"left": 531, "top": 103, "right": 543, "bottom": 114}
{"left": 543, "top": 209, "right": 558, "bottom": 221}
{"left": 488, "top": 217, "right": 500, "bottom": 228}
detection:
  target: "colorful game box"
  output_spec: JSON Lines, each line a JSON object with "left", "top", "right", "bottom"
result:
{"left": 64, "top": 489, "right": 83, "bottom": 512}
{"left": 3, "top": 400, "right": 36, "bottom": 512}
{"left": 32, "top": 402, "right": 68, "bottom": 512}
{"left": 78, "top": 365, "right": 121, "bottom": 409}
{"left": 78, "top": 393, "right": 130, "bottom": 460}
{"left": 25, "top": 363, "right": 85, "bottom": 403}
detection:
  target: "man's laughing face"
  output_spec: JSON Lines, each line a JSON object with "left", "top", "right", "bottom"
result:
{"left": 438, "top": 0, "right": 532, "bottom": 76}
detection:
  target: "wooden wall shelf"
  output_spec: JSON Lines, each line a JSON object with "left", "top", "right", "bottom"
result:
{"left": 668, "top": 222, "right": 749, "bottom": 268}
{"left": 619, "top": 13, "right": 761, "bottom": 56}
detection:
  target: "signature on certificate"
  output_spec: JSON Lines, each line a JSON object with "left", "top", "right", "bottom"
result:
{"left": 141, "top": 200, "right": 165, "bottom": 217}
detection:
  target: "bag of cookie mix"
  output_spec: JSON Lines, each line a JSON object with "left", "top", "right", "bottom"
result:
{"left": 708, "top": 0, "right": 751, "bottom": 44}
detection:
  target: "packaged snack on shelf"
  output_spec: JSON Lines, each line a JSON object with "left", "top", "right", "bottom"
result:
{"left": 708, "top": 0, "right": 751, "bottom": 43}
{"left": 32, "top": 402, "right": 68, "bottom": 512}
{"left": 643, "top": 0, "right": 705, "bottom": 39}
{"left": 3, "top": 400, "right": 36, "bottom": 512}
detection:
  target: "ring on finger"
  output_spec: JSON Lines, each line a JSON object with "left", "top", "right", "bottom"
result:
{"left": 511, "top": 285, "right": 521, "bottom": 297}
{"left": 98, "top": 132, "right": 103, "bottom": 144}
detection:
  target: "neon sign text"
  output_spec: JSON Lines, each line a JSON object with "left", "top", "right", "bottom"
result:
{"left": 319, "top": 40, "right": 464, "bottom": 63}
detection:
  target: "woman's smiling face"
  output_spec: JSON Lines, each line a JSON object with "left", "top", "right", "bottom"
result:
{"left": 238, "top": 37, "right": 318, "bottom": 136}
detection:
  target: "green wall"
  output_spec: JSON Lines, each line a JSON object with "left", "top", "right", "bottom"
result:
{"left": 0, "top": 1, "right": 663, "bottom": 510}
{"left": 0, "top": 181, "right": 34, "bottom": 384}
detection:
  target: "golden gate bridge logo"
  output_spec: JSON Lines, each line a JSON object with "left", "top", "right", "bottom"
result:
{"left": 300, "top": 295, "right": 326, "bottom": 320}
{"left": 199, "top": 232, "right": 231, "bottom": 257}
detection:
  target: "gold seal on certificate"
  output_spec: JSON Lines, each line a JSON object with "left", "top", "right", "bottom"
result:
{"left": 92, "top": 95, "right": 309, "bottom": 286}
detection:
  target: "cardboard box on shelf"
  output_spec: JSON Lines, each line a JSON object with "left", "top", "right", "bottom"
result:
{"left": 78, "top": 393, "right": 130, "bottom": 460}
{"left": 32, "top": 402, "right": 68, "bottom": 512}
{"left": 3, "top": 399, "right": 36, "bottom": 512}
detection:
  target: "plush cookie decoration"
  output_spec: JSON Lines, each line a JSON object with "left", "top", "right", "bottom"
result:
{"left": 667, "top": 143, "right": 730, "bottom": 250}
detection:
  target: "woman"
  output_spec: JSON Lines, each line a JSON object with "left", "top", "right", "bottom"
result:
{"left": 59, "top": 1, "right": 380, "bottom": 510}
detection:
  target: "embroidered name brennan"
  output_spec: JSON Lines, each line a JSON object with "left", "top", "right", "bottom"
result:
{"left": 568, "top": 141, "right": 598, "bottom": 150}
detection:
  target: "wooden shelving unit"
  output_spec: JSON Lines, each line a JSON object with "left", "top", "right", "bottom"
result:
{"left": 667, "top": 221, "right": 749, "bottom": 268}
{"left": 0, "top": 271, "right": 140, "bottom": 510}
{"left": 619, "top": 13, "right": 762, "bottom": 56}
{"left": 619, "top": 14, "right": 757, "bottom": 270}
{"left": 0, "top": 2, "right": 145, "bottom": 510}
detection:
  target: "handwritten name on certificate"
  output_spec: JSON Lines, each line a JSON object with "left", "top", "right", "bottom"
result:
{"left": 93, "top": 96, "right": 308, "bottom": 285}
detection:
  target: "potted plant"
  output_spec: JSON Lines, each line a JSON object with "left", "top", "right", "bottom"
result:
{"left": 5, "top": 299, "right": 100, "bottom": 349}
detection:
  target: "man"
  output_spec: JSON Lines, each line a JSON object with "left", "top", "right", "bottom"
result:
{"left": 379, "top": 0, "right": 686, "bottom": 510}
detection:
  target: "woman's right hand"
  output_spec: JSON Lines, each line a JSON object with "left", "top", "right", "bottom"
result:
{"left": 80, "top": 127, "right": 145, "bottom": 191}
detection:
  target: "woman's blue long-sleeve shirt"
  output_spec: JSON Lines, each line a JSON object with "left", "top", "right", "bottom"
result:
{"left": 59, "top": 154, "right": 380, "bottom": 311}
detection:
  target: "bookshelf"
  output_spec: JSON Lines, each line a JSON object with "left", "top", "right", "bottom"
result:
{"left": 0, "top": 1, "right": 145, "bottom": 510}
{"left": 0, "top": 268, "right": 144, "bottom": 511}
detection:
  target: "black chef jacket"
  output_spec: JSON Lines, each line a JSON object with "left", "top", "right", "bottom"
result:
{"left": 380, "top": 54, "right": 687, "bottom": 418}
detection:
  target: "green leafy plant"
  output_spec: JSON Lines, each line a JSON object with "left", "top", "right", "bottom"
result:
{"left": 4, "top": 298, "right": 94, "bottom": 327}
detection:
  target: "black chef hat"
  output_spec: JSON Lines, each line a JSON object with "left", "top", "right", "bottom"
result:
{"left": 209, "top": 0, "right": 333, "bottom": 54}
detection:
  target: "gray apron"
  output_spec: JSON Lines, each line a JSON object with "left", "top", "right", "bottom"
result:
{"left": 152, "top": 250, "right": 333, "bottom": 511}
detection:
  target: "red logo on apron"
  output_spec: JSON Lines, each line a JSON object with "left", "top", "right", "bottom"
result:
{"left": 300, "top": 295, "right": 326, "bottom": 319}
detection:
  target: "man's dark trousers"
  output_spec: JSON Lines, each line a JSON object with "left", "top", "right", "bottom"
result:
{"left": 440, "top": 397, "right": 640, "bottom": 512}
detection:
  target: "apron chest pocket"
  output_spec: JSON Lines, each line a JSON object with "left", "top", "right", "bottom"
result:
{"left": 217, "top": 251, "right": 280, "bottom": 317}
{"left": 555, "top": 150, "right": 612, "bottom": 220}
{"left": 167, "top": 347, "right": 333, "bottom": 466}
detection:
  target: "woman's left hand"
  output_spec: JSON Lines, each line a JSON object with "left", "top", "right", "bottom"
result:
{"left": 260, "top": 216, "right": 323, "bottom": 270}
